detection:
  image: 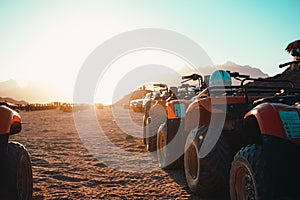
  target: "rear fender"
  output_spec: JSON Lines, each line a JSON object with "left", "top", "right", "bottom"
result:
{"left": 184, "top": 95, "right": 248, "bottom": 133}
{"left": 184, "top": 99, "right": 211, "bottom": 133}
{"left": 0, "top": 106, "right": 21, "bottom": 135}
{"left": 244, "top": 103, "right": 300, "bottom": 144}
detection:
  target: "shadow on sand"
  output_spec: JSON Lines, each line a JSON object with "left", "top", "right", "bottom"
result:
{"left": 149, "top": 152, "right": 229, "bottom": 200}
{"left": 164, "top": 168, "right": 230, "bottom": 200}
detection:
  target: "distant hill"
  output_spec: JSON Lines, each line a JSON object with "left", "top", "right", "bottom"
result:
{"left": 0, "top": 61, "right": 270, "bottom": 104}
{"left": 114, "top": 61, "right": 269, "bottom": 105}
{"left": 0, "top": 79, "right": 60, "bottom": 103}
{"left": 177, "top": 61, "right": 268, "bottom": 79}
{"left": 199, "top": 61, "right": 268, "bottom": 78}
{"left": 114, "top": 89, "right": 151, "bottom": 106}
{"left": 0, "top": 97, "right": 28, "bottom": 105}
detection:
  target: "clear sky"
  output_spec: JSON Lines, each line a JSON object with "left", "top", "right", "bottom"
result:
{"left": 1, "top": 0, "right": 299, "bottom": 103}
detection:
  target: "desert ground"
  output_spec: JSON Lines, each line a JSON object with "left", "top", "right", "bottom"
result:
{"left": 11, "top": 107, "right": 228, "bottom": 200}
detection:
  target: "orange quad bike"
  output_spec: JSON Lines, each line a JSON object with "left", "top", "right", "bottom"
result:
{"left": 142, "top": 83, "right": 168, "bottom": 151}
{"left": 179, "top": 65, "right": 300, "bottom": 199}
{"left": 143, "top": 76, "right": 204, "bottom": 153}
{"left": 155, "top": 74, "right": 205, "bottom": 169}
{"left": 143, "top": 78, "right": 203, "bottom": 153}
{"left": 0, "top": 103, "right": 33, "bottom": 199}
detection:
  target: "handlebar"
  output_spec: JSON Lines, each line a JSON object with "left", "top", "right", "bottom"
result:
{"left": 279, "top": 60, "right": 300, "bottom": 68}
{"left": 279, "top": 50, "right": 300, "bottom": 68}
{"left": 153, "top": 83, "right": 167, "bottom": 88}
{"left": 182, "top": 73, "right": 202, "bottom": 81}
{"left": 226, "top": 71, "right": 250, "bottom": 79}
{"left": 181, "top": 73, "right": 203, "bottom": 89}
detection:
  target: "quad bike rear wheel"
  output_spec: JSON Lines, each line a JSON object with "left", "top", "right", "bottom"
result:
{"left": 2, "top": 142, "right": 33, "bottom": 200}
{"left": 157, "top": 123, "right": 182, "bottom": 169}
{"left": 144, "top": 116, "right": 157, "bottom": 152}
{"left": 184, "top": 126, "right": 231, "bottom": 196}
{"left": 142, "top": 114, "right": 148, "bottom": 145}
{"left": 230, "top": 144, "right": 269, "bottom": 200}
{"left": 144, "top": 105, "right": 167, "bottom": 152}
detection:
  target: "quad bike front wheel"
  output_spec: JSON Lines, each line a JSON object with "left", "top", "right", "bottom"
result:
{"left": 230, "top": 144, "right": 269, "bottom": 200}
{"left": 184, "top": 126, "right": 231, "bottom": 196}
{"left": 2, "top": 142, "right": 33, "bottom": 200}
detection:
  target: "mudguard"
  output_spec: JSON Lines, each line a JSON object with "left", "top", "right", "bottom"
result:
{"left": 184, "top": 100, "right": 201, "bottom": 133}
{"left": 0, "top": 106, "right": 21, "bottom": 135}
{"left": 184, "top": 95, "right": 247, "bottom": 133}
{"left": 244, "top": 102, "right": 300, "bottom": 144}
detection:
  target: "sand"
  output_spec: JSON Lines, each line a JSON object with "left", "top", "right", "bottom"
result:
{"left": 10, "top": 107, "right": 227, "bottom": 200}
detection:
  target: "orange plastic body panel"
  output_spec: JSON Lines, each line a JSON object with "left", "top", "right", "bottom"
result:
{"left": 245, "top": 103, "right": 300, "bottom": 144}
{"left": 198, "top": 96, "right": 247, "bottom": 113}
{"left": 184, "top": 100, "right": 206, "bottom": 132}
{"left": 166, "top": 100, "right": 190, "bottom": 119}
{"left": 0, "top": 106, "right": 21, "bottom": 134}
{"left": 184, "top": 96, "right": 248, "bottom": 132}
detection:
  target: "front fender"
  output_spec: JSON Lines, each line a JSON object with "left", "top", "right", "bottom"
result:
{"left": 166, "top": 99, "right": 190, "bottom": 119}
{"left": 244, "top": 103, "right": 300, "bottom": 144}
{"left": 0, "top": 106, "right": 21, "bottom": 135}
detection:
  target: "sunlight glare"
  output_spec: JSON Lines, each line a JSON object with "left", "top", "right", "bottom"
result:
{"left": 94, "top": 50, "right": 196, "bottom": 105}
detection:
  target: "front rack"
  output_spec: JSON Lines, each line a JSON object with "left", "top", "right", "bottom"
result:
{"left": 207, "top": 77, "right": 300, "bottom": 105}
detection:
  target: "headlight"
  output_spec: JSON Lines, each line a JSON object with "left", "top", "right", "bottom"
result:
{"left": 279, "top": 110, "right": 300, "bottom": 139}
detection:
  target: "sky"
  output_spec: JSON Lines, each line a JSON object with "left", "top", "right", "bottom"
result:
{"left": 0, "top": 0, "right": 299, "bottom": 104}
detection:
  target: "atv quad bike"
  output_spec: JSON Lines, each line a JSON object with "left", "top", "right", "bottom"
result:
{"left": 180, "top": 66, "right": 300, "bottom": 199}
{"left": 0, "top": 105, "right": 33, "bottom": 199}
{"left": 142, "top": 84, "right": 169, "bottom": 152}
{"left": 155, "top": 74, "right": 205, "bottom": 169}
{"left": 142, "top": 83, "right": 168, "bottom": 151}
{"left": 143, "top": 76, "right": 204, "bottom": 153}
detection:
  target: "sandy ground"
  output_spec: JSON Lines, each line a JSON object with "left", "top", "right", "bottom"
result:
{"left": 10, "top": 107, "right": 227, "bottom": 200}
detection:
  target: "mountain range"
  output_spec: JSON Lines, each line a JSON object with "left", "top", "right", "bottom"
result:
{"left": 113, "top": 61, "right": 269, "bottom": 106}
{"left": 0, "top": 79, "right": 61, "bottom": 104}
{"left": 0, "top": 61, "right": 269, "bottom": 104}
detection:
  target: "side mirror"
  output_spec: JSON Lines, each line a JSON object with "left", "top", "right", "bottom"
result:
{"left": 291, "top": 49, "right": 300, "bottom": 57}
{"left": 10, "top": 122, "right": 22, "bottom": 135}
